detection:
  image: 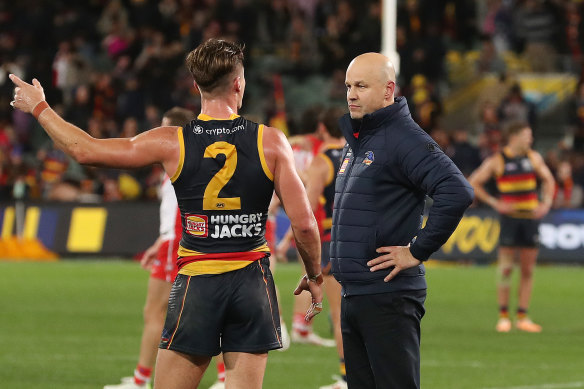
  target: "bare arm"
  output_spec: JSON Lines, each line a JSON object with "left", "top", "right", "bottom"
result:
{"left": 468, "top": 156, "right": 498, "bottom": 207}
{"left": 468, "top": 155, "right": 513, "bottom": 214}
{"left": 264, "top": 127, "right": 321, "bottom": 277}
{"left": 531, "top": 151, "right": 556, "bottom": 218}
{"left": 9, "top": 74, "right": 180, "bottom": 175}
{"left": 263, "top": 126, "right": 323, "bottom": 319}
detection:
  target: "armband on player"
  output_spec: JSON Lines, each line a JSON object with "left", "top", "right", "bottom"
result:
{"left": 32, "top": 101, "right": 49, "bottom": 119}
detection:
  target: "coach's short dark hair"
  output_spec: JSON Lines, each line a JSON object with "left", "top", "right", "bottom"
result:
{"left": 163, "top": 107, "right": 195, "bottom": 127}
{"left": 185, "top": 39, "right": 244, "bottom": 93}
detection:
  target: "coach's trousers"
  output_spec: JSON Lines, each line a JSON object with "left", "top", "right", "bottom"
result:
{"left": 341, "top": 289, "right": 426, "bottom": 389}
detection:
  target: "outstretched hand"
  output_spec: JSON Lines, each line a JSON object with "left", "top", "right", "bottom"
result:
{"left": 9, "top": 74, "right": 45, "bottom": 113}
{"left": 368, "top": 245, "right": 421, "bottom": 282}
{"left": 293, "top": 275, "right": 324, "bottom": 321}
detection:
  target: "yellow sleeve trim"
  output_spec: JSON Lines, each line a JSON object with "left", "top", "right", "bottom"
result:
{"left": 257, "top": 124, "right": 274, "bottom": 181}
{"left": 170, "top": 127, "right": 185, "bottom": 183}
{"left": 318, "top": 153, "right": 335, "bottom": 186}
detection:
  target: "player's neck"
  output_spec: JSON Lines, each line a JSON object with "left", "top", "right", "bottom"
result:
{"left": 200, "top": 97, "right": 239, "bottom": 120}
{"left": 505, "top": 144, "right": 527, "bottom": 157}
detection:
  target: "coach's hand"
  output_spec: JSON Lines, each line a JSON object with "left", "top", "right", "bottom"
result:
{"left": 294, "top": 274, "right": 324, "bottom": 321}
{"left": 9, "top": 74, "right": 45, "bottom": 113}
{"left": 369, "top": 246, "right": 421, "bottom": 282}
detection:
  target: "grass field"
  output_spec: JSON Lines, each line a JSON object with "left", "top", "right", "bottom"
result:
{"left": 0, "top": 259, "right": 583, "bottom": 389}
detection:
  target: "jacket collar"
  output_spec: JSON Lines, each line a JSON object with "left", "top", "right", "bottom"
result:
{"left": 339, "top": 97, "right": 410, "bottom": 150}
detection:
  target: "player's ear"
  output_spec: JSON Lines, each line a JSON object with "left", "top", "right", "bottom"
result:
{"left": 234, "top": 76, "right": 243, "bottom": 93}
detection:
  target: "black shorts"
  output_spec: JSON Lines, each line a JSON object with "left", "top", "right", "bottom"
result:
{"left": 499, "top": 215, "right": 540, "bottom": 248}
{"left": 159, "top": 256, "right": 282, "bottom": 356}
{"left": 321, "top": 240, "right": 331, "bottom": 273}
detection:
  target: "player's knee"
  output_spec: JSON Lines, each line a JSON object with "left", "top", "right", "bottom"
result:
{"left": 520, "top": 267, "right": 534, "bottom": 279}
{"left": 497, "top": 265, "right": 513, "bottom": 286}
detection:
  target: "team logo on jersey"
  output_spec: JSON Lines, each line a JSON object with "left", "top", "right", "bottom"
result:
{"left": 185, "top": 214, "right": 208, "bottom": 237}
{"left": 339, "top": 157, "right": 350, "bottom": 174}
{"left": 521, "top": 158, "right": 533, "bottom": 171}
{"left": 363, "top": 151, "right": 374, "bottom": 166}
{"left": 193, "top": 125, "right": 204, "bottom": 134}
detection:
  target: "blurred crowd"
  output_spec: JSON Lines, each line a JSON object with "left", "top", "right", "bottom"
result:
{"left": 1, "top": 0, "right": 584, "bottom": 209}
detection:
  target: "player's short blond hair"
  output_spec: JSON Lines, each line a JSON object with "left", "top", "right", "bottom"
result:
{"left": 185, "top": 39, "right": 244, "bottom": 94}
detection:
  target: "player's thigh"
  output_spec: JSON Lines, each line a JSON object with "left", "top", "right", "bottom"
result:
{"left": 518, "top": 218, "right": 540, "bottom": 248}
{"left": 160, "top": 274, "right": 227, "bottom": 356}
{"left": 223, "top": 351, "right": 268, "bottom": 389}
{"left": 155, "top": 348, "right": 211, "bottom": 389}
{"left": 499, "top": 216, "right": 522, "bottom": 248}
{"left": 222, "top": 258, "right": 283, "bottom": 353}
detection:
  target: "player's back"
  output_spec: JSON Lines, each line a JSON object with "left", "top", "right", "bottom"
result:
{"left": 171, "top": 114, "right": 274, "bottom": 275}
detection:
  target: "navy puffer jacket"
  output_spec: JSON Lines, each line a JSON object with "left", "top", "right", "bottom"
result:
{"left": 330, "top": 97, "right": 474, "bottom": 296}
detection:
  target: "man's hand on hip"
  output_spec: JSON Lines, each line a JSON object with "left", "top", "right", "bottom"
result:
{"left": 368, "top": 246, "right": 421, "bottom": 282}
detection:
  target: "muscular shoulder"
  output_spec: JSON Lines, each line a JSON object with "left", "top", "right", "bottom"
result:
{"left": 139, "top": 125, "right": 181, "bottom": 142}
{"left": 527, "top": 149, "right": 544, "bottom": 166}
{"left": 262, "top": 125, "right": 291, "bottom": 157}
{"left": 137, "top": 125, "right": 182, "bottom": 173}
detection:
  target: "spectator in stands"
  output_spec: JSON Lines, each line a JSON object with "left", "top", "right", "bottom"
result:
{"left": 481, "top": 0, "right": 515, "bottom": 53}
{"left": 497, "top": 83, "right": 537, "bottom": 131}
{"left": 569, "top": 81, "right": 584, "bottom": 153}
{"left": 553, "top": 159, "right": 582, "bottom": 208}
{"left": 4, "top": 0, "right": 581, "bottom": 206}
{"left": 65, "top": 85, "right": 93, "bottom": 129}
{"left": 561, "top": 2, "right": 583, "bottom": 71}
{"left": 476, "top": 34, "right": 507, "bottom": 75}
{"left": 514, "top": 0, "right": 560, "bottom": 72}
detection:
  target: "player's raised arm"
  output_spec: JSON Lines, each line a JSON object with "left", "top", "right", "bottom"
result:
{"left": 9, "top": 74, "right": 180, "bottom": 175}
